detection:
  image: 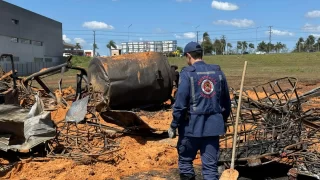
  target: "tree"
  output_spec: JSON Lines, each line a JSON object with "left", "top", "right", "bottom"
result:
{"left": 249, "top": 43, "right": 254, "bottom": 52}
{"left": 267, "top": 42, "right": 275, "bottom": 53}
{"left": 280, "top": 44, "right": 287, "bottom": 53}
{"left": 227, "top": 43, "right": 232, "bottom": 54}
{"left": 295, "top": 37, "right": 305, "bottom": 52}
{"left": 93, "top": 43, "right": 99, "bottom": 50}
{"left": 249, "top": 43, "right": 254, "bottom": 49}
{"left": 177, "top": 46, "right": 183, "bottom": 55}
{"left": 220, "top": 35, "right": 226, "bottom": 55}
{"left": 201, "top": 32, "right": 213, "bottom": 54}
{"left": 107, "top": 40, "right": 117, "bottom": 56}
{"left": 237, "top": 41, "right": 242, "bottom": 54}
{"left": 306, "top": 35, "right": 315, "bottom": 51}
{"left": 213, "top": 39, "right": 222, "bottom": 55}
{"left": 242, "top": 41, "right": 248, "bottom": 53}
{"left": 203, "top": 32, "right": 209, "bottom": 40}
{"left": 257, "top": 41, "right": 268, "bottom": 52}
{"left": 275, "top": 42, "right": 282, "bottom": 53}
{"left": 316, "top": 38, "right": 320, "bottom": 52}
{"left": 75, "top": 43, "right": 82, "bottom": 50}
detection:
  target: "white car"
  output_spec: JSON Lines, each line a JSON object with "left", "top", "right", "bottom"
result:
{"left": 63, "top": 53, "right": 72, "bottom": 57}
{"left": 255, "top": 51, "right": 266, "bottom": 55}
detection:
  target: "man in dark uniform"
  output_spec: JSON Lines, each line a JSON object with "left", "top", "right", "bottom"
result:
{"left": 168, "top": 42, "right": 231, "bottom": 180}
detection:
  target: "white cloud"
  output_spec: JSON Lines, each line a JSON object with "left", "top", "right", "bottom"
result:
{"left": 184, "top": 32, "right": 196, "bottom": 38}
{"left": 174, "top": 34, "right": 182, "bottom": 39}
{"left": 265, "top": 29, "right": 294, "bottom": 36}
{"left": 63, "top": 35, "right": 71, "bottom": 43}
{"left": 174, "top": 32, "right": 196, "bottom": 39}
{"left": 311, "top": 34, "right": 320, "bottom": 38}
{"left": 211, "top": 1, "right": 239, "bottom": 11}
{"left": 176, "top": 0, "right": 191, "bottom": 2}
{"left": 303, "top": 23, "right": 320, "bottom": 32}
{"left": 82, "top": 21, "right": 114, "bottom": 30}
{"left": 213, "top": 19, "right": 254, "bottom": 28}
{"left": 74, "top": 38, "right": 86, "bottom": 45}
{"left": 139, "top": 37, "right": 143, "bottom": 41}
{"left": 305, "top": 10, "right": 320, "bottom": 18}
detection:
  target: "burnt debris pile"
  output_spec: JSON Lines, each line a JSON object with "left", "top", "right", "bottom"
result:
{"left": 220, "top": 77, "right": 320, "bottom": 179}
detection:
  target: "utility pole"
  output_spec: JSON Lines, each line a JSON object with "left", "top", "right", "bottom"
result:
{"left": 197, "top": 31, "right": 199, "bottom": 43}
{"left": 93, "top": 30, "right": 96, "bottom": 57}
{"left": 268, "top": 26, "right": 272, "bottom": 53}
{"left": 194, "top": 25, "right": 200, "bottom": 43}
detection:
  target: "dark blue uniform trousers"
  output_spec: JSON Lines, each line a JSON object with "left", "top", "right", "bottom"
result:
{"left": 177, "top": 135, "right": 220, "bottom": 180}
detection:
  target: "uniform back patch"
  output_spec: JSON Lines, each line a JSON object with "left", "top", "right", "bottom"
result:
{"left": 198, "top": 76, "right": 216, "bottom": 98}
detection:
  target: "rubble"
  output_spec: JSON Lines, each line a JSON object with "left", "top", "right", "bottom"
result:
{"left": 220, "top": 77, "right": 320, "bottom": 179}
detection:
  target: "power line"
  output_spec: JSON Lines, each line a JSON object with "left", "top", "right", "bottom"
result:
{"left": 63, "top": 27, "right": 269, "bottom": 34}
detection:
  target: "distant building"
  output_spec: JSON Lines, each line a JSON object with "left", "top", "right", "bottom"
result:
{"left": 0, "top": 1, "right": 63, "bottom": 75}
{"left": 84, "top": 50, "right": 93, "bottom": 57}
{"left": 111, "top": 45, "right": 121, "bottom": 56}
{"left": 121, "top": 40, "right": 177, "bottom": 54}
{"left": 63, "top": 42, "right": 84, "bottom": 56}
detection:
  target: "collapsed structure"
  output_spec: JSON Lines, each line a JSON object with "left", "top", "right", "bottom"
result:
{"left": 0, "top": 52, "right": 319, "bottom": 179}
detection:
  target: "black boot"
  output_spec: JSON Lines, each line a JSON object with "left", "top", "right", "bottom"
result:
{"left": 180, "top": 174, "right": 196, "bottom": 180}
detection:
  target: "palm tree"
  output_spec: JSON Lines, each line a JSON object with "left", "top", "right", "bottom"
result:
{"left": 212, "top": 39, "right": 222, "bottom": 55}
{"left": 237, "top": 41, "right": 242, "bottom": 54}
{"left": 267, "top": 43, "right": 275, "bottom": 53}
{"left": 249, "top": 43, "right": 254, "bottom": 52}
{"left": 242, "top": 41, "right": 248, "bottom": 53}
{"left": 306, "top": 35, "right": 315, "bottom": 51}
{"left": 93, "top": 43, "right": 99, "bottom": 50}
{"left": 275, "top": 42, "right": 282, "bottom": 53}
{"left": 203, "top": 32, "right": 209, "bottom": 40}
{"left": 75, "top": 43, "right": 82, "bottom": 50}
{"left": 257, "top": 41, "right": 267, "bottom": 52}
{"left": 107, "top": 40, "right": 117, "bottom": 56}
{"left": 317, "top": 38, "right": 320, "bottom": 52}
{"left": 202, "top": 32, "right": 213, "bottom": 54}
{"left": 220, "top": 35, "right": 226, "bottom": 55}
{"left": 227, "top": 43, "right": 232, "bottom": 54}
{"left": 296, "top": 37, "right": 305, "bottom": 52}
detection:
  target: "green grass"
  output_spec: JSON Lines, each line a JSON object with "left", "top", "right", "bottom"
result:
{"left": 41, "top": 53, "right": 320, "bottom": 90}
{"left": 168, "top": 53, "right": 320, "bottom": 87}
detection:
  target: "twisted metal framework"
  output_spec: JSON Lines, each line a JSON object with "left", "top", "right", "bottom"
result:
{"left": 219, "top": 77, "right": 320, "bottom": 179}
{"left": 15, "top": 57, "right": 122, "bottom": 162}
{"left": 46, "top": 93, "right": 121, "bottom": 162}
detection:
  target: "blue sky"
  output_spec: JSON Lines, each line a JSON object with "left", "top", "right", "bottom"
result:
{"left": 5, "top": 0, "right": 320, "bottom": 55}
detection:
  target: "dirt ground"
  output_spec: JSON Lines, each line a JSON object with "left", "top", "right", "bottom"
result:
{"left": 1, "top": 82, "right": 319, "bottom": 180}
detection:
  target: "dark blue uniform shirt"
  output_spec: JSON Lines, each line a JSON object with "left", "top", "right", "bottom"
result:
{"left": 171, "top": 61, "right": 231, "bottom": 137}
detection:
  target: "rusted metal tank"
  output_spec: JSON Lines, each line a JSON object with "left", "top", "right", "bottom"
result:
{"left": 88, "top": 52, "right": 175, "bottom": 110}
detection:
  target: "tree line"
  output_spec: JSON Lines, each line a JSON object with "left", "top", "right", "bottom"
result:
{"left": 294, "top": 35, "right": 320, "bottom": 52}
{"left": 201, "top": 32, "right": 288, "bottom": 55}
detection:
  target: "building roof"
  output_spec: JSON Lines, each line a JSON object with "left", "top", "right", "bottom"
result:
{"left": 63, "top": 42, "right": 76, "bottom": 48}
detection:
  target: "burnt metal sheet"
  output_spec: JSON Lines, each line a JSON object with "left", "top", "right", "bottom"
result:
{"left": 65, "top": 96, "right": 89, "bottom": 123}
{"left": 88, "top": 52, "right": 174, "bottom": 110}
{"left": 0, "top": 96, "right": 56, "bottom": 152}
